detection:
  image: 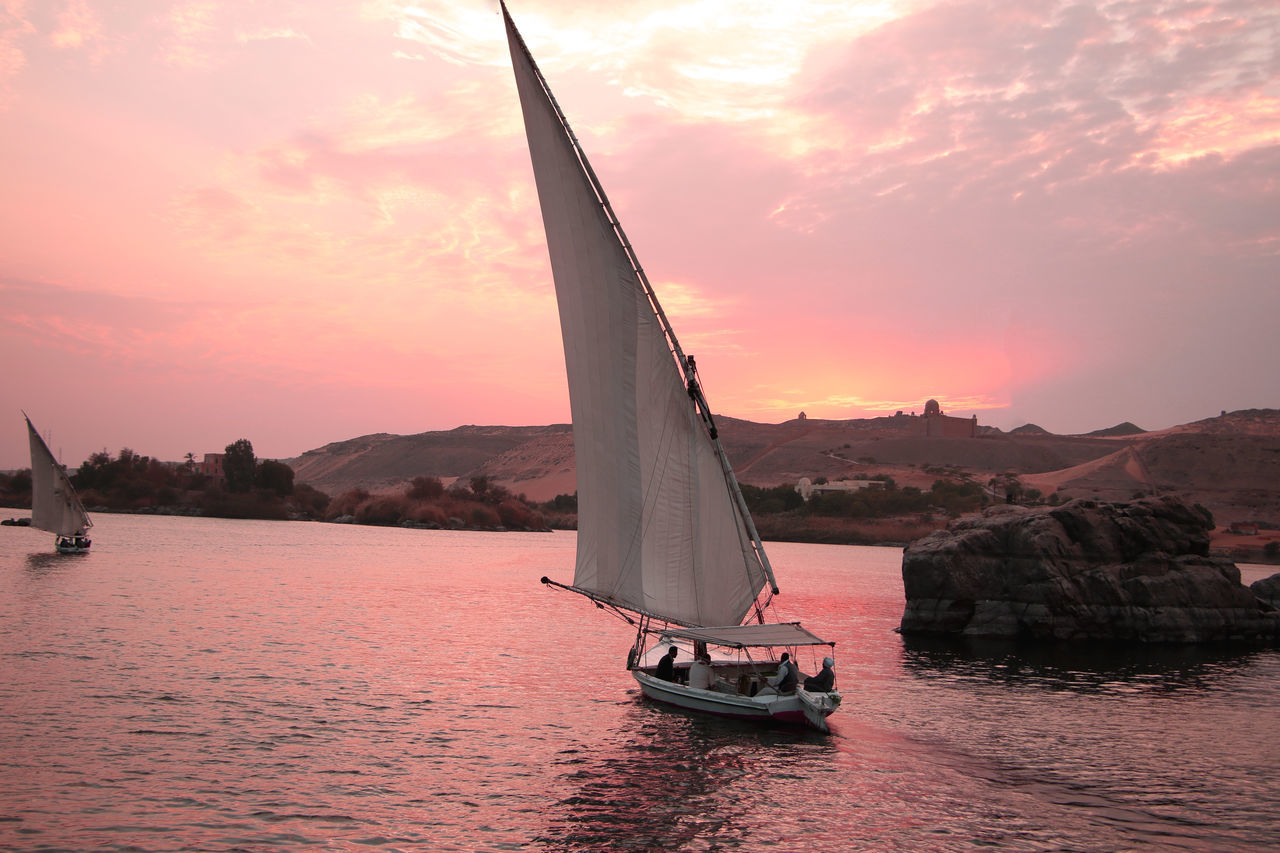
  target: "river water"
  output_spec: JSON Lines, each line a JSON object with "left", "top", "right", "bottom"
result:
{"left": 1, "top": 514, "right": 1276, "bottom": 851}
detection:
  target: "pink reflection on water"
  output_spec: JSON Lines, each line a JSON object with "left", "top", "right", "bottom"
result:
{"left": 1, "top": 517, "right": 1277, "bottom": 851}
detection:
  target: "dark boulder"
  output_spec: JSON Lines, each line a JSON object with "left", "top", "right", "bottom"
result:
{"left": 900, "top": 497, "right": 1280, "bottom": 643}
{"left": 1252, "top": 574, "right": 1280, "bottom": 609}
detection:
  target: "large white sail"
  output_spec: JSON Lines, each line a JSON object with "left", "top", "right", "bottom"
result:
{"left": 26, "top": 415, "right": 91, "bottom": 538}
{"left": 504, "top": 5, "right": 769, "bottom": 628}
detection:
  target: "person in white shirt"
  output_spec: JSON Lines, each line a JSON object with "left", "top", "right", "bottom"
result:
{"left": 688, "top": 654, "right": 716, "bottom": 690}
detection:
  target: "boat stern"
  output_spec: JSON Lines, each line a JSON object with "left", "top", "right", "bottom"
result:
{"left": 778, "top": 689, "right": 841, "bottom": 733}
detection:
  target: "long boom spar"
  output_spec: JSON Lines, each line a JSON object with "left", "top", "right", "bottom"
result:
{"left": 502, "top": 2, "right": 779, "bottom": 599}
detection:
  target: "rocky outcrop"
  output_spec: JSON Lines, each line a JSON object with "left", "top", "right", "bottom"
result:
{"left": 900, "top": 497, "right": 1280, "bottom": 643}
{"left": 1252, "top": 574, "right": 1280, "bottom": 609}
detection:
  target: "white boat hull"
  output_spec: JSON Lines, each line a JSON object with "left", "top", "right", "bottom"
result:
{"left": 633, "top": 671, "right": 839, "bottom": 733}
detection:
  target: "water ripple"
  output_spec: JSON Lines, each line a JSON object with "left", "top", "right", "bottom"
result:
{"left": 0, "top": 518, "right": 1276, "bottom": 851}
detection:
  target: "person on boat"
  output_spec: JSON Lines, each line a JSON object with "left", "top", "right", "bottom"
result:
{"left": 656, "top": 646, "right": 679, "bottom": 681}
{"left": 688, "top": 654, "right": 716, "bottom": 690}
{"left": 803, "top": 657, "right": 836, "bottom": 692}
{"left": 766, "top": 652, "right": 798, "bottom": 694}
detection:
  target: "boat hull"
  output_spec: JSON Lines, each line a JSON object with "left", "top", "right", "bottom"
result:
{"left": 633, "top": 671, "right": 838, "bottom": 733}
{"left": 55, "top": 537, "right": 91, "bottom": 553}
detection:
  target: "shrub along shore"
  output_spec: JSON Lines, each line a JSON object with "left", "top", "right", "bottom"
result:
{"left": 29, "top": 446, "right": 1270, "bottom": 552}
{"left": 0, "top": 448, "right": 994, "bottom": 543}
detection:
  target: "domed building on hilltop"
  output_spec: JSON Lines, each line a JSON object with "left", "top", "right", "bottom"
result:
{"left": 920, "top": 399, "right": 977, "bottom": 438}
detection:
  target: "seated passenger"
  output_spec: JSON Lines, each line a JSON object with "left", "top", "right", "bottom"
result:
{"left": 803, "top": 656, "right": 836, "bottom": 692}
{"left": 765, "top": 652, "right": 798, "bottom": 694}
{"left": 688, "top": 654, "right": 715, "bottom": 690}
{"left": 655, "top": 646, "right": 679, "bottom": 682}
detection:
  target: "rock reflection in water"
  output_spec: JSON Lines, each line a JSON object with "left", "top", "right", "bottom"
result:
{"left": 900, "top": 634, "right": 1267, "bottom": 694}
{"left": 887, "top": 635, "right": 1279, "bottom": 851}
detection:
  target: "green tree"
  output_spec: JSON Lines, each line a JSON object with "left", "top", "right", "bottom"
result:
{"left": 740, "top": 483, "right": 805, "bottom": 515}
{"left": 0, "top": 469, "right": 32, "bottom": 506}
{"left": 255, "top": 459, "right": 295, "bottom": 497}
{"left": 223, "top": 439, "right": 256, "bottom": 493}
{"left": 11, "top": 469, "right": 32, "bottom": 493}
{"left": 929, "top": 479, "right": 985, "bottom": 514}
{"left": 542, "top": 492, "right": 577, "bottom": 512}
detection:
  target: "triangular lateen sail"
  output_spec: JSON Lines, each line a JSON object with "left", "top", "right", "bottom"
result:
{"left": 26, "top": 414, "right": 92, "bottom": 538}
{"left": 503, "top": 4, "right": 768, "bottom": 628}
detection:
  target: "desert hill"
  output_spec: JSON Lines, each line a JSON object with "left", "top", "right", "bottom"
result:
{"left": 1083, "top": 421, "right": 1146, "bottom": 437}
{"left": 286, "top": 410, "right": 1280, "bottom": 538}
{"left": 1158, "top": 408, "right": 1280, "bottom": 437}
{"left": 711, "top": 415, "right": 1123, "bottom": 490}
{"left": 287, "top": 424, "right": 572, "bottom": 497}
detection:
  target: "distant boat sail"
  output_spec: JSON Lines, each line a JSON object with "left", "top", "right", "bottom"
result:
{"left": 502, "top": 2, "right": 840, "bottom": 731}
{"left": 25, "top": 413, "right": 92, "bottom": 553}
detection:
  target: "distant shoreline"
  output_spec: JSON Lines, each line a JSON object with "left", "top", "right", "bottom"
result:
{"left": 6, "top": 502, "right": 1277, "bottom": 566}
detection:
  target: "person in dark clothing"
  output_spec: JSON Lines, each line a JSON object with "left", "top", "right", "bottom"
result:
{"left": 768, "top": 652, "right": 798, "bottom": 694}
{"left": 803, "top": 656, "right": 836, "bottom": 692}
{"left": 655, "top": 646, "right": 679, "bottom": 681}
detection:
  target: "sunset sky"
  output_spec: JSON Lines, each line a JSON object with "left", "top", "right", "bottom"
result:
{"left": 2, "top": 0, "right": 1277, "bottom": 470}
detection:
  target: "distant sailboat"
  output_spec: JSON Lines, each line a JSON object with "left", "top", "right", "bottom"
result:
{"left": 502, "top": 3, "right": 840, "bottom": 731}
{"left": 24, "top": 413, "right": 92, "bottom": 553}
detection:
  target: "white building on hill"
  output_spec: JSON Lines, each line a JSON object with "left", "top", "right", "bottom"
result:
{"left": 796, "top": 477, "right": 885, "bottom": 501}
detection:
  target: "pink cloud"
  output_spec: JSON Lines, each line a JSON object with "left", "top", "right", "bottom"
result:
{"left": 0, "top": 0, "right": 1276, "bottom": 469}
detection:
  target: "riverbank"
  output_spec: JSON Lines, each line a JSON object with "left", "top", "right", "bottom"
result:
{"left": 7, "top": 502, "right": 1278, "bottom": 558}
{"left": 1211, "top": 527, "right": 1280, "bottom": 563}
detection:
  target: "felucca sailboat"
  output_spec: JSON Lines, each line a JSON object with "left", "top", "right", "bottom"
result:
{"left": 25, "top": 413, "right": 93, "bottom": 553}
{"left": 502, "top": 3, "right": 840, "bottom": 731}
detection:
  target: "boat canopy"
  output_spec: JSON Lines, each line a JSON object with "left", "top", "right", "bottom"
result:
{"left": 659, "top": 622, "right": 832, "bottom": 648}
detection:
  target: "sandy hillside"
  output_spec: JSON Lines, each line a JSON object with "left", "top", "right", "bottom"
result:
{"left": 288, "top": 410, "right": 1280, "bottom": 544}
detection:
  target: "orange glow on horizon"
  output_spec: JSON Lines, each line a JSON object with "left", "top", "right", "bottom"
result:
{"left": 0, "top": 0, "right": 1275, "bottom": 468}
